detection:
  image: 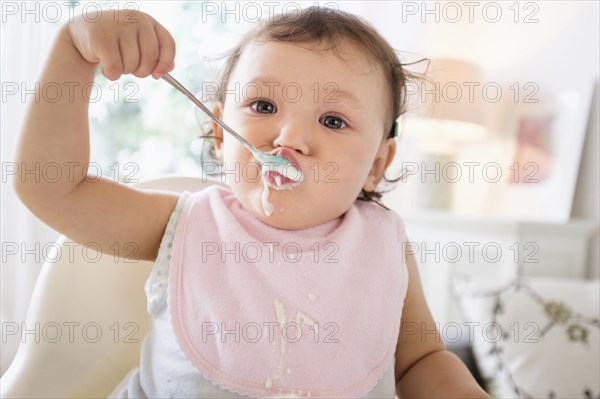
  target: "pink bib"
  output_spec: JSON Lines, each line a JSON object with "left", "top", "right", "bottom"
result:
{"left": 168, "top": 186, "right": 409, "bottom": 398}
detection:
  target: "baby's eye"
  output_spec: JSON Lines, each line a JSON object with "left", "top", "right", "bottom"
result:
{"left": 251, "top": 100, "right": 277, "bottom": 114}
{"left": 320, "top": 114, "right": 347, "bottom": 129}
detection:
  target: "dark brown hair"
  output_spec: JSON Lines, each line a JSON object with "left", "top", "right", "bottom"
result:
{"left": 200, "top": 5, "right": 426, "bottom": 210}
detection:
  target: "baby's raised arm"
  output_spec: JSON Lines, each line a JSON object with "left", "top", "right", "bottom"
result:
{"left": 14, "top": 10, "right": 179, "bottom": 261}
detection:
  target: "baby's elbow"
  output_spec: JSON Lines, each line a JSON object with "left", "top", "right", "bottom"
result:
{"left": 13, "top": 173, "right": 32, "bottom": 205}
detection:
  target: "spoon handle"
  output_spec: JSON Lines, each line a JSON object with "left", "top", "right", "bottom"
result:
{"left": 161, "top": 73, "right": 257, "bottom": 155}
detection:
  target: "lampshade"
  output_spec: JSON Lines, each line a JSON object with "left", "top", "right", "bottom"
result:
{"left": 400, "top": 58, "right": 489, "bottom": 141}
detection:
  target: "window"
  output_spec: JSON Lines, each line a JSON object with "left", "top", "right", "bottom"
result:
{"left": 76, "top": 1, "right": 255, "bottom": 182}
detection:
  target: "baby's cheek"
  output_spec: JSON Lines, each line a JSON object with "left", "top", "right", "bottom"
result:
{"left": 340, "top": 150, "right": 372, "bottom": 179}
{"left": 348, "top": 144, "right": 372, "bottom": 162}
{"left": 314, "top": 186, "right": 345, "bottom": 211}
{"left": 323, "top": 161, "right": 364, "bottom": 198}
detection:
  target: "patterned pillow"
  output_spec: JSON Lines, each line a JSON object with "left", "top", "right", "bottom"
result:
{"left": 452, "top": 276, "right": 599, "bottom": 399}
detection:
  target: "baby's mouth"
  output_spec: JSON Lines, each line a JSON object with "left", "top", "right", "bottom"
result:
{"left": 260, "top": 148, "right": 304, "bottom": 190}
{"left": 262, "top": 170, "right": 301, "bottom": 190}
{"left": 257, "top": 150, "right": 303, "bottom": 216}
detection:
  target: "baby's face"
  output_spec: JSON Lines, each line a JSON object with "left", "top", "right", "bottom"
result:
{"left": 213, "top": 39, "right": 395, "bottom": 229}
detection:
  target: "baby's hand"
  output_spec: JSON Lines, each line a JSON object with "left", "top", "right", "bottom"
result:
{"left": 67, "top": 9, "right": 175, "bottom": 81}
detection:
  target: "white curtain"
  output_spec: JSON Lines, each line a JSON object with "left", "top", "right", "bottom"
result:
{"left": 0, "top": 11, "right": 61, "bottom": 375}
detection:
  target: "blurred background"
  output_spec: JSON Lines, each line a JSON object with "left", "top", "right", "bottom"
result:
{"left": 1, "top": 1, "right": 599, "bottom": 398}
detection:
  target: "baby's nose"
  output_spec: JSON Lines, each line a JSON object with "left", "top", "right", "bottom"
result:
{"left": 273, "top": 122, "right": 309, "bottom": 155}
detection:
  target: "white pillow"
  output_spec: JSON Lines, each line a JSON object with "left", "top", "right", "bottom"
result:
{"left": 452, "top": 276, "right": 599, "bottom": 399}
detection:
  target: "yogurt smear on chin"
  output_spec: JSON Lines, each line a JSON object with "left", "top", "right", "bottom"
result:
{"left": 261, "top": 177, "right": 274, "bottom": 216}
{"left": 260, "top": 167, "right": 303, "bottom": 217}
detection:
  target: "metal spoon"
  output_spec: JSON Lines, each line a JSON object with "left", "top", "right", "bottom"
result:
{"left": 161, "top": 73, "right": 301, "bottom": 181}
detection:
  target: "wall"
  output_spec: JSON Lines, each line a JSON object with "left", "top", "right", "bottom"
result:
{"left": 352, "top": 1, "right": 599, "bottom": 279}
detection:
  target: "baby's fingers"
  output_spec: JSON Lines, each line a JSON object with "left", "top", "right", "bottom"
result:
{"left": 99, "top": 42, "right": 124, "bottom": 81}
{"left": 150, "top": 22, "right": 176, "bottom": 79}
{"left": 133, "top": 24, "right": 159, "bottom": 78}
{"left": 119, "top": 29, "right": 142, "bottom": 75}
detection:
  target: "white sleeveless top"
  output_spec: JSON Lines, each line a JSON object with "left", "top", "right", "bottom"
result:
{"left": 108, "top": 190, "right": 407, "bottom": 398}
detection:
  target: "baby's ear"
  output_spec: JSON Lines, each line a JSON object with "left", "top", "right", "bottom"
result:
{"left": 210, "top": 103, "right": 225, "bottom": 160}
{"left": 363, "top": 138, "right": 396, "bottom": 192}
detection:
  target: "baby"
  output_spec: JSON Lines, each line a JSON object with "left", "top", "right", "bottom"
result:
{"left": 14, "top": 5, "right": 490, "bottom": 399}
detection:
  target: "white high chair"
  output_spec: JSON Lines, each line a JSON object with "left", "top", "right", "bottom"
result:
{"left": 1, "top": 175, "right": 227, "bottom": 398}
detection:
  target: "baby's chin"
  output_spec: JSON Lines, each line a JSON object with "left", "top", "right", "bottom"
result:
{"left": 238, "top": 187, "right": 320, "bottom": 230}
{"left": 255, "top": 212, "right": 325, "bottom": 231}
{"left": 250, "top": 193, "right": 310, "bottom": 230}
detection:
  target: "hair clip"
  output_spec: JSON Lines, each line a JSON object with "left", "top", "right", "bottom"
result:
{"left": 388, "top": 121, "right": 398, "bottom": 138}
